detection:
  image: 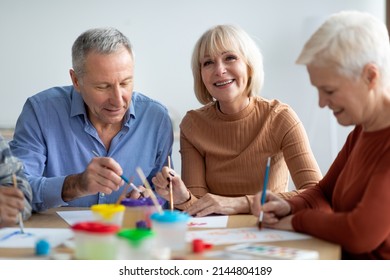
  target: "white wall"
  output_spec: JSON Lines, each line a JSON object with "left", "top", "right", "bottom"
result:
{"left": 0, "top": 0, "right": 385, "bottom": 176}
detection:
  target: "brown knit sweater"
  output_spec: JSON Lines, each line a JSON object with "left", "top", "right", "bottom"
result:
{"left": 176, "top": 96, "right": 322, "bottom": 212}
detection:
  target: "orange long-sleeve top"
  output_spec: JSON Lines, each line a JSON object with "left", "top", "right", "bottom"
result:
{"left": 176, "top": 96, "right": 322, "bottom": 211}
{"left": 290, "top": 125, "right": 390, "bottom": 259}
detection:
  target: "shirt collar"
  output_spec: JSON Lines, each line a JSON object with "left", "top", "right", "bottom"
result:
{"left": 70, "top": 88, "right": 87, "bottom": 118}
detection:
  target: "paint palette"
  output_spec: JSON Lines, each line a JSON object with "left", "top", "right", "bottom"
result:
{"left": 225, "top": 243, "right": 319, "bottom": 260}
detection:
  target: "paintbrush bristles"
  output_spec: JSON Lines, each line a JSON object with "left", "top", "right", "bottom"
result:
{"left": 116, "top": 176, "right": 134, "bottom": 204}
{"left": 258, "top": 210, "right": 264, "bottom": 230}
{"left": 136, "top": 167, "right": 162, "bottom": 213}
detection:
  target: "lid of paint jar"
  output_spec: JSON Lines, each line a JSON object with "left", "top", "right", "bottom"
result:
{"left": 71, "top": 221, "right": 120, "bottom": 234}
{"left": 150, "top": 210, "right": 190, "bottom": 223}
{"left": 117, "top": 228, "right": 155, "bottom": 247}
{"left": 121, "top": 196, "right": 165, "bottom": 207}
{"left": 90, "top": 204, "right": 125, "bottom": 219}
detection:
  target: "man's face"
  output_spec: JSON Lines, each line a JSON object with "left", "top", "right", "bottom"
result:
{"left": 71, "top": 46, "right": 134, "bottom": 129}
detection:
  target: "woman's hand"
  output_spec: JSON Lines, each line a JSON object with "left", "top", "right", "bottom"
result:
{"left": 251, "top": 191, "right": 291, "bottom": 225}
{"left": 151, "top": 167, "right": 190, "bottom": 204}
{"left": 263, "top": 215, "right": 294, "bottom": 231}
{"left": 186, "top": 194, "right": 249, "bottom": 217}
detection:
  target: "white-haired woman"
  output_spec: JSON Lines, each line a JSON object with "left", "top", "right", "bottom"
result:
{"left": 252, "top": 11, "right": 390, "bottom": 259}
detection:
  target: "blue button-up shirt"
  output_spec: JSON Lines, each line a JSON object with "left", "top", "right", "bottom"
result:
{"left": 10, "top": 86, "right": 173, "bottom": 212}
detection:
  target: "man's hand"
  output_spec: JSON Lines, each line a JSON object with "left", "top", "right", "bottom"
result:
{"left": 62, "top": 156, "right": 124, "bottom": 201}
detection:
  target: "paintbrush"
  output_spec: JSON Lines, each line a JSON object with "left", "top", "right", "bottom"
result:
{"left": 136, "top": 167, "right": 163, "bottom": 213}
{"left": 12, "top": 174, "right": 25, "bottom": 234}
{"left": 168, "top": 156, "right": 174, "bottom": 211}
{"left": 116, "top": 176, "right": 135, "bottom": 204}
{"left": 118, "top": 174, "right": 144, "bottom": 197}
{"left": 258, "top": 157, "right": 271, "bottom": 230}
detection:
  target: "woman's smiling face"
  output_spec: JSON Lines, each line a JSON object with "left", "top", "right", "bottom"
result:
{"left": 307, "top": 64, "right": 372, "bottom": 127}
{"left": 200, "top": 50, "right": 250, "bottom": 114}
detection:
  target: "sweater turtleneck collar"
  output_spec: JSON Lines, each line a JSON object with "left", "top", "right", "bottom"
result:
{"left": 214, "top": 97, "right": 256, "bottom": 121}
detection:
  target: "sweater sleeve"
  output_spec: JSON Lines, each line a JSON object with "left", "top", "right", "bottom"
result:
{"left": 290, "top": 126, "right": 390, "bottom": 255}
{"left": 291, "top": 157, "right": 390, "bottom": 254}
{"left": 173, "top": 190, "right": 199, "bottom": 211}
{"left": 288, "top": 126, "right": 358, "bottom": 212}
{"left": 271, "top": 105, "right": 322, "bottom": 197}
{"left": 287, "top": 128, "right": 351, "bottom": 212}
{"left": 176, "top": 113, "right": 209, "bottom": 210}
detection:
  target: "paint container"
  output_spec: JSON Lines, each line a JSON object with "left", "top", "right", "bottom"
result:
{"left": 35, "top": 239, "right": 51, "bottom": 256}
{"left": 71, "top": 221, "right": 120, "bottom": 260}
{"left": 116, "top": 228, "right": 156, "bottom": 259}
{"left": 150, "top": 210, "right": 190, "bottom": 254}
{"left": 121, "top": 197, "right": 165, "bottom": 228}
{"left": 90, "top": 204, "right": 125, "bottom": 226}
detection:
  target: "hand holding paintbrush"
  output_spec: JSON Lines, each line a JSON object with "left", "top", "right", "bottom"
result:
{"left": 92, "top": 150, "right": 144, "bottom": 200}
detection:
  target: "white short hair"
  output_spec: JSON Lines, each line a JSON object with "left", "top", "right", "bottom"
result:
{"left": 296, "top": 10, "right": 390, "bottom": 88}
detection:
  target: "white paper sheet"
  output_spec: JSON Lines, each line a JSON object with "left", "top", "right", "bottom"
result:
{"left": 186, "top": 227, "right": 312, "bottom": 245}
{"left": 56, "top": 210, "right": 96, "bottom": 225}
{"left": 188, "top": 215, "right": 228, "bottom": 228}
{"left": 0, "top": 228, "right": 73, "bottom": 248}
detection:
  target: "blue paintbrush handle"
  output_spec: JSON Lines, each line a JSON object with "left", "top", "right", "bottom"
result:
{"left": 120, "top": 175, "right": 129, "bottom": 184}
{"left": 260, "top": 157, "right": 271, "bottom": 205}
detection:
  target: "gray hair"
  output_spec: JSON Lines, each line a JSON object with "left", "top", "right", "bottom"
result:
{"left": 296, "top": 10, "right": 390, "bottom": 89}
{"left": 191, "top": 25, "right": 264, "bottom": 105}
{"left": 72, "top": 27, "right": 133, "bottom": 77}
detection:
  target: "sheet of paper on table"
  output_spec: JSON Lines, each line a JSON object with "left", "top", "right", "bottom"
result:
{"left": 186, "top": 227, "right": 312, "bottom": 245}
{"left": 0, "top": 228, "right": 73, "bottom": 248}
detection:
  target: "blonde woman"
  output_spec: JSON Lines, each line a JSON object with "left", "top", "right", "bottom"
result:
{"left": 153, "top": 25, "right": 321, "bottom": 217}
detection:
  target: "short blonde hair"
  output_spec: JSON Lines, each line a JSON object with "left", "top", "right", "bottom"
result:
{"left": 296, "top": 10, "right": 390, "bottom": 88}
{"left": 191, "top": 25, "right": 264, "bottom": 105}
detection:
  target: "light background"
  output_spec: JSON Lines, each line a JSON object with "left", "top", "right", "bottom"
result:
{"left": 0, "top": 0, "right": 385, "bottom": 185}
